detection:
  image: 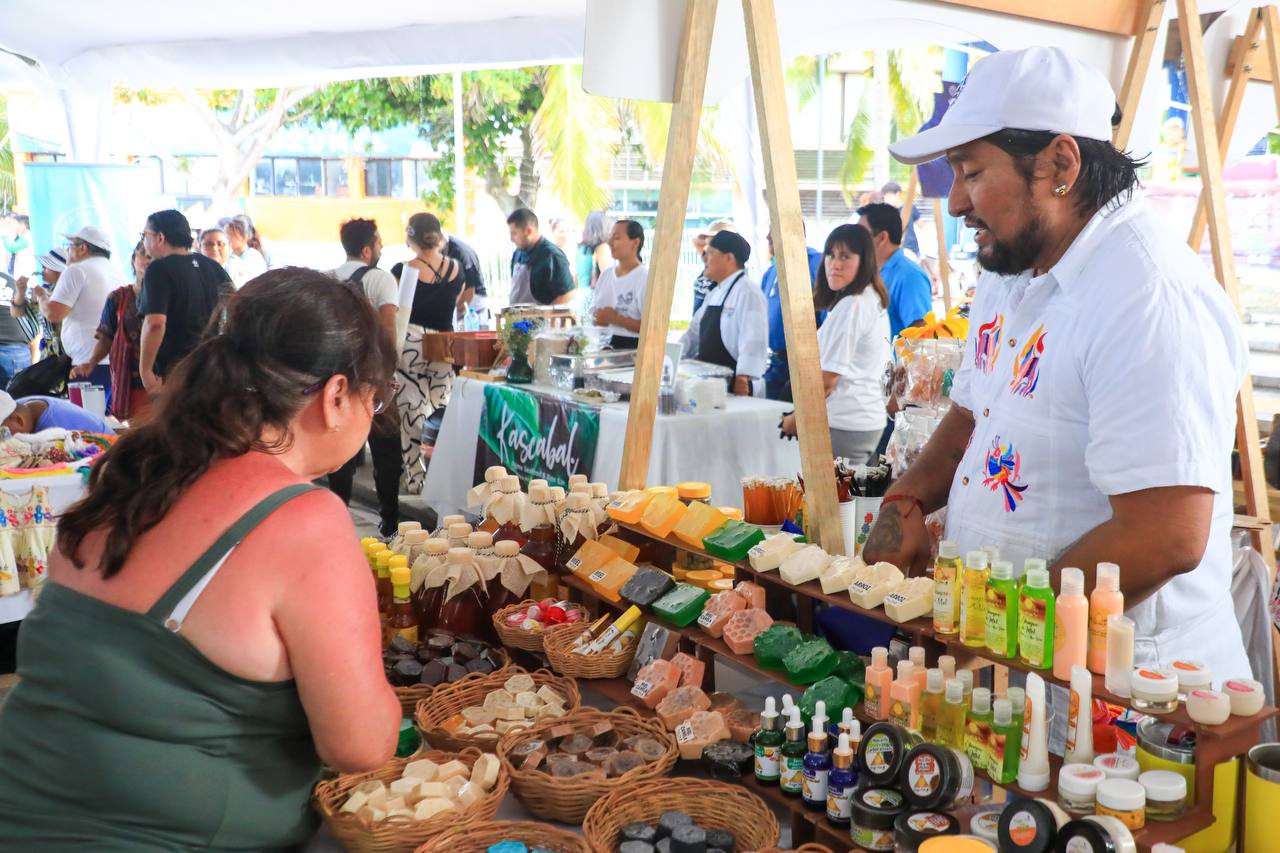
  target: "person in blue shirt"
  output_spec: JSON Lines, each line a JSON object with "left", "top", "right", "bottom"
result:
{"left": 761, "top": 229, "right": 824, "bottom": 402}
{"left": 0, "top": 391, "right": 112, "bottom": 435}
{"left": 856, "top": 202, "right": 933, "bottom": 339}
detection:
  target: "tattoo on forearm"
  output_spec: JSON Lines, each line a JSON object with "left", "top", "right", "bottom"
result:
{"left": 864, "top": 504, "right": 903, "bottom": 557}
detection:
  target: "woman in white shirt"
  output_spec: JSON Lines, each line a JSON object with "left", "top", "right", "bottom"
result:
{"left": 781, "top": 224, "right": 890, "bottom": 462}
{"left": 222, "top": 217, "right": 268, "bottom": 288}
{"left": 592, "top": 220, "right": 648, "bottom": 350}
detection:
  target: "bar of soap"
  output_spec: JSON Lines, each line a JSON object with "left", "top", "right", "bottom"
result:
{"left": 695, "top": 590, "right": 747, "bottom": 637}
{"left": 587, "top": 556, "right": 639, "bottom": 603}
{"left": 624, "top": 735, "right": 668, "bottom": 762}
{"left": 455, "top": 781, "right": 484, "bottom": 807}
{"left": 621, "top": 566, "right": 676, "bottom": 607}
{"left": 723, "top": 608, "right": 774, "bottom": 656}
{"left": 783, "top": 637, "right": 839, "bottom": 685}
{"left": 778, "top": 544, "right": 833, "bottom": 585}
{"left": 656, "top": 685, "right": 712, "bottom": 731}
{"left": 669, "top": 651, "right": 706, "bottom": 688}
{"left": 414, "top": 781, "right": 450, "bottom": 800}
{"left": 702, "top": 739, "right": 755, "bottom": 779}
{"left": 436, "top": 760, "right": 469, "bottom": 781}
{"left": 733, "top": 580, "right": 767, "bottom": 610}
{"left": 676, "top": 710, "right": 731, "bottom": 760}
{"left": 747, "top": 532, "right": 804, "bottom": 572}
{"left": 599, "top": 533, "right": 641, "bottom": 564}
{"left": 702, "top": 520, "right": 765, "bottom": 562}
{"left": 846, "top": 561, "right": 906, "bottom": 608}
{"left": 629, "top": 622, "right": 681, "bottom": 681}
{"left": 558, "top": 734, "right": 594, "bottom": 756}
{"left": 753, "top": 624, "right": 805, "bottom": 670}
{"left": 883, "top": 577, "right": 935, "bottom": 622}
{"left": 607, "top": 489, "right": 654, "bottom": 524}
{"left": 722, "top": 705, "right": 758, "bottom": 743}
{"left": 658, "top": 811, "right": 695, "bottom": 838}
{"left": 414, "top": 797, "right": 456, "bottom": 820}
{"left": 632, "top": 659, "right": 682, "bottom": 707}
{"left": 585, "top": 746, "right": 618, "bottom": 765}
{"left": 641, "top": 492, "right": 688, "bottom": 538}
{"left": 471, "top": 753, "right": 500, "bottom": 790}
{"left": 670, "top": 825, "right": 708, "bottom": 853}
{"left": 819, "top": 556, "right": 863, "bottom": 595}
{"left": 388, "top": 777, "right": 420, "bottom": 800}
{"left": 605, "top": 749, "right": 650, "bottom": 777}
{"left": 622, "top": 822, "right": 659, "bottom": 843}
{"left": 673, "top": 500, "right": 728, "bottom": 547}
{"left": 651, "top": 583, "right": 710, "bottom": 628}
{"left": 340, "top": 790, "right": 370, "bottom": 814}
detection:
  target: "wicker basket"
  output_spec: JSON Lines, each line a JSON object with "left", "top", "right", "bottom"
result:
{"left": 496, "top": 706, "right": 677, "bottom": 823}
{"left": 391, "top": 648, "right": 511, "bottom": 717}
{"left": 491, "top": 600, "right": 586, "bottom": 653}
{"left": 415, "top": 666, "right": 581, "bottom": 753}
{"left": 762, "top": 846, "right": 837, "bottom": 853}
{"left": 312, "top": 748, "right": 509, "bottom": 853}
{"left": 414, "top": 820, "right": 588, "bottom": 853}
{"left": 582, "top": 777, "right": 780, "bottom": 853}
{"left": 541, "top": 622, "right": 636, "bottom": 679}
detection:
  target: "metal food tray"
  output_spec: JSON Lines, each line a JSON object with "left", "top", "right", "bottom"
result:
{"left": 548, "top": 349, "right": 638, "bottom": 391}
{"left": 587, "top": 359, "right": 734, "bottom": 398}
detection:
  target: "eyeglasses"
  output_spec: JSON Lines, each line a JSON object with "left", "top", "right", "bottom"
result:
{"left": 302, "top": 375, "right": 400, "bottom": 415}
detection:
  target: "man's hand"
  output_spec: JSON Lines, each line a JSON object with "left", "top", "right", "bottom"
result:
{"left": 141, "top": 370, "right": 163, "bottom": 394}
{"left": 70, "top": 363, "right": 95, "bottom": 380}
{"left": 862, "top": 501, "right": 933, "bottom": 574}
{"left": 732, "top": 375, "right": 752, "bottom": 396}
{"left": 594, "top": 307, "right": 617, "bottom": 327}
{"left": 779, "top": 412, "right": 797, "bottom": 437}
{"left": 29, "top": 285, "right": 47, "bottom": 302}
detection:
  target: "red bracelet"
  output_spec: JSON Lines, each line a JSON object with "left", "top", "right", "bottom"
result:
{"left": 881, "top": 495, "right": 924, "bottom": 517}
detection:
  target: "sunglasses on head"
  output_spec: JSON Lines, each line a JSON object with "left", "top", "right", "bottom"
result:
{"left": 303, "top": 375, "right": 400, "bottom": 415}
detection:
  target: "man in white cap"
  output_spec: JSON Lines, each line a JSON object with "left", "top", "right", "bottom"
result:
{"left": 863, "top": 47, "right": 1250, "bottom": 680}
{"left": 34, "top": 226, "right": 121, "bottom": 398}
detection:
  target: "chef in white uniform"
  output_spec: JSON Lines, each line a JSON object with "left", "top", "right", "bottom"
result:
{"left": 862, "top": 47, "right": 1251, "bottom": 680}
{"left": 681, "top": 230, "right": 768, "bottom": 397}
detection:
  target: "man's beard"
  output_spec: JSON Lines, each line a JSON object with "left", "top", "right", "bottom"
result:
{"left": 976, "top": 212, "right": 1047, "bottom": 276}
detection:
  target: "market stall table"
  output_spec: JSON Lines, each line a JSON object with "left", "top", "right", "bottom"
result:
{"left": 421, "top": 375, "right": 801, "bottom": 518}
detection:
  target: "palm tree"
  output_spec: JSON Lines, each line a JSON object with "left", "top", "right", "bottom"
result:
{"left": 0, "top": 96, "right": 16, "bottom": 212}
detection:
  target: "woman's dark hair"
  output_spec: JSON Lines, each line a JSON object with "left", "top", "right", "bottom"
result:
{"left": 226, "top": 215, "right": 264, "bottom": 254}
{"left": 146, "top": 209, "right": 193, "bottom": 249}
{"left": 983, "top": 114, "right": 1146, "bottom": 216}
{"left": 58, "top": 267, "right": 396, "bottom": 578}
{"left": 406, "top": 212, "right": 445, "bottom": 251}
{"left": 616, "top": 219, "right": 645, "bottom": 263}
{"left": 813, "top": 224, "right": 889, "bottom": 312}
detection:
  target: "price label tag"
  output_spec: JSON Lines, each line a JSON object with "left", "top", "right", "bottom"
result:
{"left": 607, "top": 497, "right": 627, "bottom": 510}
{"left": 631, "top": 680, "right": 653, "bottom": 699}
{"left": 696, "top": 609, "right": 717, "bottom": 628}
{"left": 588, "top": 569, "right": 608, "bottom": 583}
{"left": 884, "top": 592, "right": 909, "bottom": 608}
{"left": 748, "top": 545, "right": 767, "bottom": 559}
{"left": 566, "top": 556, "right": 583, "bottom": 571}
{"left": 675, "top": 721, "right": 695, "bottom": 743}
{"left": 851, "top": 580, "right": 875, "bottom": 594}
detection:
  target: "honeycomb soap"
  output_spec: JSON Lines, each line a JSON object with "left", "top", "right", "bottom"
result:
{"left": 723, "top": 608, "right": 774, "bottom": 655}
{"left": 632, "top": 658, "right": 681, "bottom": 708}
{"left": 676, "top": 710, "right": 731, "bottom": 760}
{"left": 669, "top": 652, "right": 706, "bottom": 688}
{"left": 656, "top": 685, "right": 712, "bottom": 730}
{"left": 734, "top": 581, "right": 767, "bottom": 610}
{"left": 696, "top": 589, "right": 747, "bottom": 637}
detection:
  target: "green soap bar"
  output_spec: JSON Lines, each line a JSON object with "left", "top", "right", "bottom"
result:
{"left": 800, "top": 676, "right": 859, "bottom": 725}
{"left": 833, "top": 650, "right": 867, "bottom": 688}
{"left": 783, "top": 638, "right": 838, "bottom": 685}
{"left": 753, "top": 624, "right": 804, "bottom": 670}
{"left": 702, "top": 520, "right": 766, "bottom": 562}
{"left": 651, "top": 582, "right": 710, "bottom": 627}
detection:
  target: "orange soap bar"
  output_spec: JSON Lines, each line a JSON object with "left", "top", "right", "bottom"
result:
{"left": 669, "top": 652, "right": 706, "bottom": 688}
{"left": 656, "top": 685, "right": 712, "bottom": 731}
{"left": 734, "top": 581, "right": 767, "bottom": 610}
{"left": 673, "top": 501, "right": 728, "bottom": 548}
{"left": 676, "top": 710, "right": 732, "bottom": 760}
{"left": 695, "top": 590, "right": 747, "bottom": 638}
{"left": 606, "top": 490, "right": 654, "bottom": 525}
{"left": 716, "top": 562, "right": 736, "bottom": 579}
{"left": 586, "top": 557, "right": 639, "bottom": 603}
{"left": 641, "top": 493, "right": 687, "bottom": 539}
{"left": 632, "top": 659, "right": 681, "bottom": 708}
{"left": 598, "top": 534, "right": 641, "bottom": 564}
{"left": 723, "top": 608, "right": 775, "bottom": 656}
{"left": 719, "top": 507, "right": 744, "bottom": 521}
{"left": 707, "top": 578, "right": 734, "bottom": 593}
{"left": 685, "top": 569, "right": 723, "bottom": 589}
{"left": 568, "top": 539, "right": 616, "bottom": 583}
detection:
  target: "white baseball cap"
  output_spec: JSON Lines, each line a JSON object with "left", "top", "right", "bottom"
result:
{"left": 35, "top": 249, "right": 67, "bottom": 273}
{"left": 61, "top": 224, "right": 112, "bottom": 254}
{"left": 0, "top": 391, "right": 15, "bottom": 424}
{"left": 889, "top": 46, "right": 1117, "bottom": 166}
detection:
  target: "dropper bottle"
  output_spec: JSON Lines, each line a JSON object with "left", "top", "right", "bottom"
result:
{"left": 826, "top": 732, "right": 855, "bottom": 826}
{"left": 802, "top": 716, "right": 832, "bottom": 811}
{"left": 753, "top": 697, "right": 783, "bottom": 784}
{"left": 780, "top": 707, "right": 806, "bottom": 797}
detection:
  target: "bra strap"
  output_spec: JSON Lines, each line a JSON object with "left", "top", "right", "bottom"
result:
{"left": 145, "top": 483, "right": 320, "bottom": 623}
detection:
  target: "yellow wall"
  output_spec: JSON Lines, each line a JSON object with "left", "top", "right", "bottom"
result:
{"left": 247, "top": 196, "right": 427, "bottom": 243}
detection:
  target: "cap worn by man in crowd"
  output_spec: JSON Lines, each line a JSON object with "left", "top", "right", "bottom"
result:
{"left": 888, "top": 45, "right": 1117, "bottom": 166}
{"left": 697, "top": 219, "right": 735, "bottom": 239}
{"left": 0, "top": 391, "right": 16, "bottom": 425}
{"left": 709, "top": 230, "right": 751, "bottom": 266}
{"left": 60, "top": 224, "right": 112, "bottom": 254}
{"left": 35, "top": 249, "right": 67, "bottom": 273}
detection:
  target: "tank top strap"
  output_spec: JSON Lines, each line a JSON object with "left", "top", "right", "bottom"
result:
{"left": 145, "top": 483, "right": 320, "bottom": 624}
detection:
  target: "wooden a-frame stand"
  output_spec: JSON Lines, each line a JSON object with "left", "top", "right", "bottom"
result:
{"left": 617, "top": 0, "right": 1275, "bottom": 570}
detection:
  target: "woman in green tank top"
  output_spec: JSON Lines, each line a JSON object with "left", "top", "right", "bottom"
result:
{"left": 0, "top": 266, "right": 403, "bottom": 850}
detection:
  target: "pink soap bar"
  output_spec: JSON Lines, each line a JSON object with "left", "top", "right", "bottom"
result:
{"left": 696, "top": 590, "right": 747, "bottom": 638}
{"left": 722, "top": 608, "right": 775, "bottom": 656}
{"left": 676, "top": 710, "right": 731, "bottom": 760}
{"left": 656, "top": 685, "right": 712, "bottom": 731}
{"left": 669, "top": 652, "right": 706, "bottom": 688}
{"left": 734, "top": 581, "right": 767, "bottom": 610}
{"left": 632, "top": 659, "right": 681, "bottom": 708}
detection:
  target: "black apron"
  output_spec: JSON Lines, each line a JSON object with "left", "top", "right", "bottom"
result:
{"left": 698, "top": 271, "right": 745, "bottom": 377}
{"left": 609, "top": 335, "right": 638, "bottom": 350}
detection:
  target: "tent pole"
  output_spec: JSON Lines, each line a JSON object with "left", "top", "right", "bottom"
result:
{"left": 1188, "top": 9, "right": 1264, "bottom": 252}
{"left": 1113, "top": 0, "right": 1166, "bottom": 150}
{"left": 453, "top": 71, "right": 466, "bottom": 235}
{"left": 742, "top": 0, "right": 844, "bottom": 553}
{"left": 617, "top": 0, "right": 717, "bottom": 490}
{"left": 933, "top": 198, "right": 952, "bottom": 314}
{"left": 1177, "top": 0, "right": 1275, "bottom": 570}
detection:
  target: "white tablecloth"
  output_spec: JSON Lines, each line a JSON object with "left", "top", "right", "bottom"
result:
{"left": 0, "top": 470, "right": 88, "bottom": 624}
{"left": 420, "top": 377, "right": 802, "bottom": 518}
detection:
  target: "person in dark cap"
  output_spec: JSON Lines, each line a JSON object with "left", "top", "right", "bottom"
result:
{"left": 680, "top": 230, "right": 768, "bottom": 396}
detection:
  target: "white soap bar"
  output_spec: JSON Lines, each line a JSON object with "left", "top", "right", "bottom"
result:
{"left": 386, "top": 807, "right": 415, "bottom": 819}
{"left": 383, "top": 795, "right": 407, "bottom": 814}
{"left": 456, "top": 781, "right": 484, "bottom": 807}
{"left": 779, "top": 544, "right": 833, "bottom": 585}
{"left": 402, "top": 758, "right": 439, "bottom": 781}
{"left": 748, "top": 533, "right": 804, "bottom": 572}
{"left": 819, "top": 556, "right": 861, "bottom": 595}
{"left": 415, "top": 781, "right": 450, "bottom": 800}
{"left": 357, "top": 805, "right": 387, "bottom": 822}
{"left": 340, "top": 790, "right": 369, "bottom": 814}
{"left": 388, "top": 777, "right": 420, "bottom": 798}
{"left": 413, "top": 797, "right": 456, "bottom": 821}
{"left": 883, "top": 577, "right": 935, "bottom": 622}
{"left": 351, "top": 780, "right": 387, "bottom": 797}
{"left": 437, "top": 760, "right": 469, "bottom": 781}
{"left": 847, "top": 561, "right": 906, "bottom": 609}
{"left": 471, "top": 753, "right": 501, "bottom": 790}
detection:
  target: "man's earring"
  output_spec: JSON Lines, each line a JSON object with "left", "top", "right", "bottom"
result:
{"left": 1054, "top": 183, "right": 1069, "bottom": 197}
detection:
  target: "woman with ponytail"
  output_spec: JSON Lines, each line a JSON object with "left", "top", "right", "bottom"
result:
{"left": 0, "top": 267, "right": 402, "bottom": 850}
